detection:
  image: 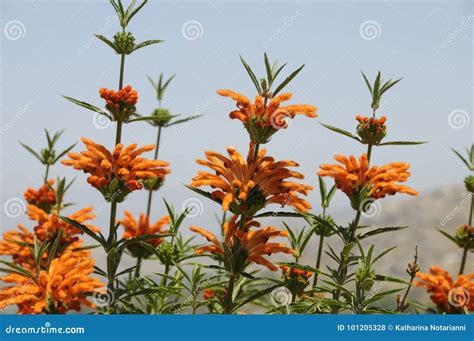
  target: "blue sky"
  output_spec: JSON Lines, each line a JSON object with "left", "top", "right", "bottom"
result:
{"left": 1, "top": 0, "right": 472, "bottom": 232}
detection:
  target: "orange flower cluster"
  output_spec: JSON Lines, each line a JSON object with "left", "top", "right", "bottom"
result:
{"left": 99, "top": 85, "right": 138, "bottom": 110}
{"left": 24, "top": 180, "right": 56, "bottom": 212}
{"left": 62, "top": 138, "right": 170, "bottom": 201}
{"left": 318, "top": 154, "right": 417, "bottom": 201}
{"left": 119, "top": 210, "right": 170, "bottom": 247}
{"left": 203, "top": 288, "right": 216, "bottom": 300}
{"left": 191, "top": 145, "right": 312, "bottom": 215}
{"left": 356, "top": 115, "right": 387, "bottom": 127}
{"left": 355, "top": 115, "right": 387, "bottom": 145}
{"left": 280, "top": 265, "right": 313, "bottom": 278}
{"left": 190, "top": 215, "right": 294, "bottom": 272}
{"left": 0, "top": 251, "right": 104, "bottom": 314}
{"left": 28, "top": 205, "right": 100, "bottom": 243}
{"left": 415, "top": 266, "right": 474, "bottom": 312}
{"left": 217, "top": 90, "right": 317, "bottom": 143}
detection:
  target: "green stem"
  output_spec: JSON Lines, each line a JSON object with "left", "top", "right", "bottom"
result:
{"left": 223, "top": 273, "right": 236, "bottom": 314}
{"left": 135, "top": 256, "right": 142, "bottom": 278}
{"left": 44, "top": 164, "right": 50, "bottom": 182}
{"left": 459, "top": 195, "right": 474, "bottom": 275}
{"left": 253, "top": 142, "right": 260, "bottom": 162}
{"left": 119, "top": 54, "right": 125, "bottom": 90}
{"left": 146, "top": 125, "right": 163, "bottom": 217}
{"left": 313, "top": 234, "right": 325, "bottom": 288}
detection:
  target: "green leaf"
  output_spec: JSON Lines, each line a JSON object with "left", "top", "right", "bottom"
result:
{"left": 132, "top": 39, "right": 163, "bottom": 52}
{"left": 451, "top": 147, "right": 471, "bottom": 169}
{"left": 58, "top": 216, "right": 106, "bottom": 246}
{"left": 94, "top": 34, "right": 117, "bottom": 52}
{"left": 19, "top": 143, "right": 43, "bottom": 163}
{"left": 380, "top": 78, "right": 402, "bottom": 95}
{"left": 320, "top": 122, "right": 362, "bottom": 142}
{"left": 437, "top": 229, "right": 458, "bottom": 245}
{"left": 361, "top": 71, "right": 373, "bottom": 96}
{"left": 0, "top": 260, "right": 34, "bottom": 279}
{"left": 126, "top": 0, "right": 148, "bottom": 27}
{"left": 185, "top": 185, "right": 222, "bottom": 206}
{"left": 358, "top": 226, "right": 408, "bottom": 239}
{"left": 233, "top": 283, "right": 283, "bottom": 311}
{"left": 375, "top": 275, "right": 410, "bottom": 285}
{"left": 318, "top": 176, "right": 327, "bottom": 207}
{"left": 165, "top": 114, "right": 203, "bottom": 127}
{"left": 253, "top": 211, "right": 303, "bottom": 218}
{"left": 264, "top": 53, "right": 273, "bottom": 86}
{"left": 372, "top": 246, "right": 397, "bottom": 264}
{"left": 273, "top": 64, "right": 304, "bottom": 96}
{"left": 54, "top": 143, "right": 77, "bottom": 163}
{"left": 240, "top": 55, "right": 262, "bottom": 94}
{"left": 62, "top": 96, "right": 112, "bottom": 119}
{"left": 377, "top": 140, "right": 427, "bottom": 146}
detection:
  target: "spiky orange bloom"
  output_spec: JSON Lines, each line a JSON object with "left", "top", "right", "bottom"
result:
{"left": 217, "top": 90, "right": 317, "bottom": 126}
{"left": 318, "top": 154, "right": 417, "bottom": 201}
{"left": 24, "top": 180, "right": 56, "bottom": 212}
{"left": 0, "top": 251, "right": 104, "bottom": 314}
{"left": 280, "top": 265, "right": 313, "bottom": 278}
{"left": 99, "top": 85, "right": 138, "bottom": 110}
{"left": 118, "top": 210, "right": 170, "bottom": 247}
{"left": 190, "top": 215, "right": 294, "bottom": 272}
{"left": 191, "top": 145, "right": 312, "bottom": 214}
{"left": 27, "top": 205, "right": 99, "bottom": 243}
{"left": 62, "top": 138, "right": 170, "bottom": 201}
{"left": 217, "top": 90, "right": 317, "bottom": 143}
{"left": 415, "top": 266, "right": 474, "bottom": 312}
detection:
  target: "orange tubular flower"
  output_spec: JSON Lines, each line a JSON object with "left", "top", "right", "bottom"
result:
{"left": 318, "top": 153, "right": 417, "bottom": 209}
{"left": 415, "top": 266, "right": 474, "bottom": 312}
{"left": 0, "top": 251, "right": 104, "bottom": 314}
{"left": 62, "top": 138, "right": 170, "bottom": 202}
{"left": 27, "top": 205, "right": 100, "bottom": 244}
{"left": 191, "top": 145, "right": 312, "bottom": 215}
{"left": 190, "top": 215, "right": 294, "bottom": 272}
{"left": 24, "top": 179, "right": 56, "bottom": 213}
{"left": 217, "top": 89, "right": 317, "bottom": 143}
{"left": 99, "top": 85, "right": 138, "bottom": 121}
{"left": 118, "top": 210, "right": 170, "bottom": 258}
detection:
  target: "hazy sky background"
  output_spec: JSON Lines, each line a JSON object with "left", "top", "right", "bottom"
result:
{"left": 1, "top": 0, "right": 473, "bottom": 239}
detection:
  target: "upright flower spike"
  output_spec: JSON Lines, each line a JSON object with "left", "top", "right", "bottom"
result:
{"left": 99, "top": 85, "right": 138, "bottom": 122}
{"left": 190, "top": 144, "right": 312, "bottom": 215}
{"left": 190, "top": 215, "right": 294, "bottom": 273}
{"left": 217, "top": 89, "right": 317, "bottom": 144}
{"left": 318, "top": 153, "right": 417, "bottom": 210}
{"left": 61, "top": 138, "right": 170, "bottom": 203}
{"left": 355, "top": 115, "right": 387, "bottom": 145}
{"left": 415, "top": 266, "right": 474, "bottom": 313}
{"left": 27, "top": 205, "right": 100, "bottom": 244}
{"left": 118, "top": 210, "right": 170, "bottom": 258}
{"left": 24, "top": 179, "right": 56, "bottom": 213}
{"left": 0, "top": 251, "right": 104, "bottom": 314}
